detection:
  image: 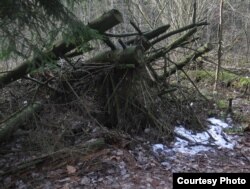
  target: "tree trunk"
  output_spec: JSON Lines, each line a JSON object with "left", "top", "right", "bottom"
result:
{"left": 84, "top": 46, "right": 144, "bottom": 66}
{"left": 214, "top": 0, "right": 224, "bottom": 91}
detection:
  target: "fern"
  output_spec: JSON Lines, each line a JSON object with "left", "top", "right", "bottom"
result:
{"left": 239, "top": 77, "right": 250, "bottom": 87}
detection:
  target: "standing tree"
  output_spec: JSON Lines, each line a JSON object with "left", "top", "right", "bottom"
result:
{"left": 214, "top": 0, "right": 224, "bottom": 91}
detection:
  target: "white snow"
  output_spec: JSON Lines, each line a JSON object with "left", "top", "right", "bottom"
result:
{"left": 207, "top": 117, "right": 229, "bottom": 128}
{"left": 153, "top": 118, "right": 237, "bottom": 155}
{"left": 152, "top": 144, "right": 164, "bottom": 152}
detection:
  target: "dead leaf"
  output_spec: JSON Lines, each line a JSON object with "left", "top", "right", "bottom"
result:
{"left": 66, "top": 165, "right": 76, "bottom": 174}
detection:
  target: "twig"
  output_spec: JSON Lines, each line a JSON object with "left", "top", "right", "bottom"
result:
{"left": 104, "top": 71, "right": 128, "bottom": 109}
{"left": 103, "top": 38, "right": 116, "bottom": 50}
{"left": 192, "top": 0, "right": 197, "bottom": 24}
{"left": 62, "top": 55, "right": 77, "bottom": 70}
{"left": 180, "top": 68, "right": 209, "bottom": 101}
{"left": 118, "top": 39, "right": 127, "bottom": 49}
{"left": 130, "top": 21, "right": 143, "bottom": 35}
{"left": 63, "top": 76, "right": 104, "bottom": 128}
{"left": 153, "top": 1, "right": 168, "bottom": 26}
{"left": 104, "top": 32, "right": 139, "bottom": 37}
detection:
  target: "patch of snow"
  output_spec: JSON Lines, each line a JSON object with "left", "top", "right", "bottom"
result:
{"left": 173, "top": 138, "right": 213, "bottom": 155}
{"left": 207, "top": 117, "right": 229, "bottom": 128}
{"left": 153, "top": 118, "right": 237, "bottom": 156}
{"left": 152, "top": 144, "right": 164, "bottom": 152}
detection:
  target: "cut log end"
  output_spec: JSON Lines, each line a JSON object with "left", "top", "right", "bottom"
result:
{"left": 89, "top": 9, "right": 124, "bottom": 33}
{"left": 110, "top": 9, "right": 124, "bottom": 23}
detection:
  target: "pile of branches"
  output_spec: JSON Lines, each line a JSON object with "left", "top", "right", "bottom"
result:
{"left": 0, "top": 9, "right": 212, "bottom": 142}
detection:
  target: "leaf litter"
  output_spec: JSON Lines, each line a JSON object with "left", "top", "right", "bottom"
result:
{"left": 1, "top": 118, "right": 249, "bottom": 188}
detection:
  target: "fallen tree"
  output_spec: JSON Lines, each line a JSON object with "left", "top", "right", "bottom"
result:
{"left": 84, "top": 46, "right": 144, "bottom": 65}
{"left": 0, "top": 9, "right": 123, "bottom": 89}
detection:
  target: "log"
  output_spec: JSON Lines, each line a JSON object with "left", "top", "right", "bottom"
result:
{"left": 0, "top": 102, "right": 42, "bottom": 142}
{"left": 151, "top": 21, "right": 208, "bottom": 45}
{"left": 126, "top": 24, "right": 170, "bottom": 45}
{"left": 0, "top": 9, "right": 123, "bottom": 89}
{"left": 52, "top": 9, "right": 123, "bottom": 56}
{"left": 104, "top": 24, "right": 170, "bottom": 39}
{"left": 84, "top": 46, "right": 144, "bottom": 66}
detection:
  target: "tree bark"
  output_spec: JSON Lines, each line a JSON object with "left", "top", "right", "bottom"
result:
{"left": 84, "top": 46, "right": 144, "bottom": 66}
{"left": 214, "top": 0, "right": 224, "bottom": 91}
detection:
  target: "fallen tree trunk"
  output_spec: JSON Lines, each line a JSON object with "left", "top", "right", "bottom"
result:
{"left": 0, "top": 9, "right": 123, "bottom": 89}
{"left": 0, "top": 102, "right": 42, "bottom": 142}
{"left": 151, "top": 21, "right": 208, "bottom": 45}
{"left": 84, "top": 46, "right": 144, "bottom": 66}
{"left": 51, "top": 9, "right": 123, "bottom": 56}
{"left": 126, "top": 24, "right": 170, "bottom": 45}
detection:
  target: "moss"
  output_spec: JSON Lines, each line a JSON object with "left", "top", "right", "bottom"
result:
{"left": 234, "top": 77, "right": 250, "bottom": 88}
{"left": 188, "top": 70, "right": 249, "bottom": 89}
{"left": 194, "top": 70, "right": 214, "bottom": 82}
{"left": 217, "top": 100, "right": 227, "bottom": 109}
{"left": 220, "top": 71, "right": 238, "bottom": 85}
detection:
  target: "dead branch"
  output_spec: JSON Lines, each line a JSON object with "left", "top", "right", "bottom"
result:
{"left": 151, "top": 21, "right": 208, "bottom": 45}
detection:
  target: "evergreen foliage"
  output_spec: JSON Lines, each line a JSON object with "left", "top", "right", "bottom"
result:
{"left": 0, "top": 0, "right": 100, "bottom": 61}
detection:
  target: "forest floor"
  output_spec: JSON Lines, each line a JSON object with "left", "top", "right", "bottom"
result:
{"left": 0, "top": 121, "right": 249, "bottom": 189}
{"left": 0, "top": 71, "right": 250, "bottom": 189}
